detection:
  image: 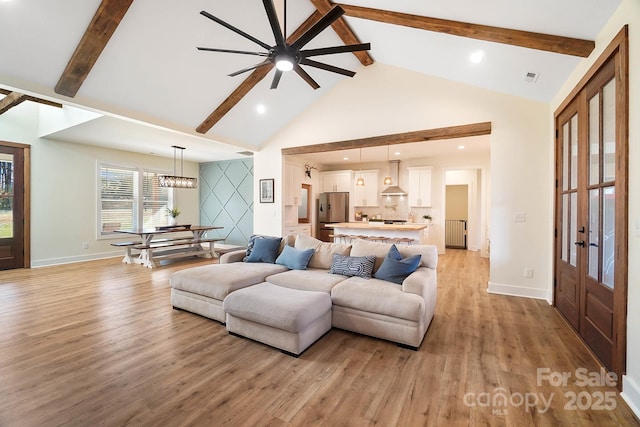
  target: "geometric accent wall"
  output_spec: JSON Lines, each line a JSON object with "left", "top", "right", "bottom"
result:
{"left": 199, "top": 158, "right": 253, "bottom": 245}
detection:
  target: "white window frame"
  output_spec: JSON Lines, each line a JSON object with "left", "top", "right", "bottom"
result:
{"left": 97, "top": 162, "right": 174, "bottom": 239}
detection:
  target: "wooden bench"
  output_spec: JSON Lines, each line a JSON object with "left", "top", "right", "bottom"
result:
{"left": 131, "top": 238, "right": 226, "bottom": 268}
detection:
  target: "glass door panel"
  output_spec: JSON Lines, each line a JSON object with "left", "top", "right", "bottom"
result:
{"left": 602, "top": 186, "right": 615, "bottom": 288}
{"left": 603, "top": 80, "right": 616, "bottom": 182}
{"left": 0, "top": 153, "right": 14, "bottom": 240}
{"left": 588, "top": 189, "right": 599, "bottom": 280}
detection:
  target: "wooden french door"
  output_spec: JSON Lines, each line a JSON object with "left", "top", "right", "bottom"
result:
{"left": 554, "top": 28, "right": 628, "bottom": 381}
{"left": 0, "top": 142, "right": 29, "bottom": 270}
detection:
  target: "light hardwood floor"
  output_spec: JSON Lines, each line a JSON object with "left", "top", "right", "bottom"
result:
{"left": 0, "top": 251, "right": 637, "bottom": 426}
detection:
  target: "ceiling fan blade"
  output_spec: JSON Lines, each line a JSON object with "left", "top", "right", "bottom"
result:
{"left": 197, "top": 47, "right": 269, "bottom": 57}
{"left": 262, "top": 0, "right": 286, "bottom": 47}
{"left": 200, "top": 10, "right": 272, "bottom": 51}
{"left": 294, "top": 65, "right": 320, "bottom": 90}
{"left": 299, "top": 58, "right": 356, "bottom": 77}
{"left": 228, "top": 60, "right": 272, "bottom": 77}
{"left": 270, "top": 69, "right": 283, "bottom": 89}
{"left": 290, "top": 5, "right": 344, "bottom": 50}
{"left": 300, "top": 43, "right": 371, "bottom": 58}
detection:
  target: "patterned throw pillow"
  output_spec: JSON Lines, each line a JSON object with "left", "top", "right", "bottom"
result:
{"left": 329, "top": 254, "right": 376, "bottom": 279}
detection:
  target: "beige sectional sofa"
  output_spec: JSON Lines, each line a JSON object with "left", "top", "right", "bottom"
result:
{"left": 170, "top": 234, "right": 438, "bottom": 351}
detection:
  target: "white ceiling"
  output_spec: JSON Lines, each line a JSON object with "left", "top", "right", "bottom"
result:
{"left": 0, "top": 0, "right": 621, "bottom": 162}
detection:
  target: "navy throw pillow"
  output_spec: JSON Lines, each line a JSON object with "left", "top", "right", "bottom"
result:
{"left": 245, "top": 237, "right": 282, "bottom": 263}
{"left": 374, "top": 244, "right": 422, "bottom": 284}
{"left": 329, "top": 254, "right": 375, "bottom": 279}
{"left": 275, "top": 245, "right": 315, "bottom": 270}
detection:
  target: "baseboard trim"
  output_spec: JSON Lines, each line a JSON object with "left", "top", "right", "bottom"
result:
{"left": 487, "top": 281, "right": 548, "bottom": 300}
{"left": 621, "top": 375, "right": 640, "bottom": 420}
{"left": 31, "top": 251, "right": 121, "bottom": 268}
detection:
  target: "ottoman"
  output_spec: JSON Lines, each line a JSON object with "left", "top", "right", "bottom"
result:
{"left": 222, "top": 282, "right": 332, "bottom": 356}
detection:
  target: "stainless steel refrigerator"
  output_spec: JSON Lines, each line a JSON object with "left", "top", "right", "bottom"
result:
{"left": 317, "top": 192, "right": 349, "bottom": 242}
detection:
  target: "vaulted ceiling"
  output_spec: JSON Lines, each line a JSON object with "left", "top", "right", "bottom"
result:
{"left": 0, "top": 0, "right": 621, "bottom": 162}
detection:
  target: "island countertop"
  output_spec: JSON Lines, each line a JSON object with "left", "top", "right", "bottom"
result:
{"left": 325, "top": 222, "right": 429, "bottom": 231}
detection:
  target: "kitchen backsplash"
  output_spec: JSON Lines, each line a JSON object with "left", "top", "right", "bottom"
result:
{"left": 357, "top": 198, "right": 432, "bottom": 222}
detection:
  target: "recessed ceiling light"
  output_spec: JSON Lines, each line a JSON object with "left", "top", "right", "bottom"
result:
{"left": 469, "top": 50, "right": 484, "bottom": 64}
{"left": 394, "top": 151, "right": 401, "bottom": 156}
{"left": 458, "top": 145, "right": 465, "bottom": 150}
{"left": 256, "top": 104, "right": 266, "bottom": 114}
{"left": 343, "top": 157, "right": 349, "bottom": 160}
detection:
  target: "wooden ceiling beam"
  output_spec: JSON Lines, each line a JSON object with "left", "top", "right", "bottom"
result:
{"left": 0, "top": 90, "right": 63, "bottom": 115}
{"left": 281, "top": 122, "right": 492, "bottom": 155}
{"left": 55, "top": 0, "right": 134, "bottom": 97}
{"left": 309, "top": 0, "right": 373, "bottom": 66}
{"left": 197, "top": 10, "right": 324, "bottom": 134}
{"left": 0, "top": 92, "right": 28, "bottom": 115}
{"left": 338, "top": 4, "right": 594, "bottom": 58}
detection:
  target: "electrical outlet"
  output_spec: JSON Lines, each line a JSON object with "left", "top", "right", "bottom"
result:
{"left": 524, "top": 268, "right": 534, "bottom": 278}
{"left": 82, "top": 242, "right": 89, "bottom": 249}
{"left": 514, "top": 212, "right": 526, "bottom": 222}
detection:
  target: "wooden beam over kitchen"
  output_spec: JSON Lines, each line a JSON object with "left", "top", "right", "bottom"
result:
{"left": 0, "top": 91, "right": 63, "bottom": 115}
{"left": 281, "top": 121, "right": 492, "bottom": 155}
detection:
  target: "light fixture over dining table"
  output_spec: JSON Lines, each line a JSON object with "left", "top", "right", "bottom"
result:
{"left": 159, "top": 145, "right": 198, "bottom": 189}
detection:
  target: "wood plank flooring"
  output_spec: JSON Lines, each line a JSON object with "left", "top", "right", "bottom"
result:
{"left": 0, "top": 251, "right": 637, "bottom": 426}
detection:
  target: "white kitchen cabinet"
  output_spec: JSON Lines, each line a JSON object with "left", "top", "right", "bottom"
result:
{"left": 407, "top": 166, "right": 432, "bottom": 207}
{"left": 284, "top": 162, "right": 303, "bottom": 205}
{"left": 320, "top": 170, "right": 352, "bottom": 193}
{"left": 353, "top": 170, "right": 379, "bottom": 207}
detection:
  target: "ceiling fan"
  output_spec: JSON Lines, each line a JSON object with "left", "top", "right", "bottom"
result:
{"left": 197, "top": 0, "right": 371, "bottom": 90}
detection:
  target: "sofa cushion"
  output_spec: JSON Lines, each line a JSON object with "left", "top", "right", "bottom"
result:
{"left": 223, "top": 282, "right": 332, "bottom": 333}
{"left": 329, "top": 254, "right": 375, "bottom": 279}
{"left": 350, "top": 239, "right": 438, "bottom": 270}
{"left": 349, "top": 239, "right": 392, "bottom": 272}
{"left": 267, "top": 268, "right": 347, "bottom": 293}
{"left": 331, "top": 276, "right": 425, "bottom": 322}
{"left": 374, "top": 245, "right": 422, "bottom": 284}
{"left": 294, "top": 233, "right": 351, "bottom": 269}
{"left": 397, "top": 245, "right": 438, "bottom": 269}
{"left": 245, "top": 237, "right": 282, "bottom": 263}
{"left": 169, "top": 263, "right": 288, "bottom": 300}
{"left": 275, "top": 245, "right": 314, "bottom": 270}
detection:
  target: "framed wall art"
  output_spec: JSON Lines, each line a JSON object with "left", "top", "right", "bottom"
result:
{"left": 259, "top": 178, "right": 274, "bottom": 203}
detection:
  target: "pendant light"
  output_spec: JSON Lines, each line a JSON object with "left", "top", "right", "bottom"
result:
{"left": 355, "top": 148, "right": 365, "bottom": 186}
{"left": 159, "top": 145, "right": 198, "bottom": 189}
{"left": 383, "top": 145, "right": 393, "bottom": 186}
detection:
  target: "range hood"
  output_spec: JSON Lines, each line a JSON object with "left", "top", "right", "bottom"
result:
{"left": 380, "top": 160, "right": 407, "bottom": 196}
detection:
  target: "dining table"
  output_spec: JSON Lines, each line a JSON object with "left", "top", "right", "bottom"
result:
{"left": 112, "top": 224, "right": 224, "bottom": 268}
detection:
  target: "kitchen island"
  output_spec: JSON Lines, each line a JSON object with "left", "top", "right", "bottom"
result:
{"left": 326, "top": 222, "right": 430, "bottom": 244}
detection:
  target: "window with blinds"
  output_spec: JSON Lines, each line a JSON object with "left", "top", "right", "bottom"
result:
{"left": 99, "top": 164, "right": 172, "bottom": 234}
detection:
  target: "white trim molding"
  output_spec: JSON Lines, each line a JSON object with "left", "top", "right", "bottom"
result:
{"left": 621, "top": 375, "right": 640, "bottom": 419}
{"left": 487, "top": 281, "right": 549, "bottom": 300}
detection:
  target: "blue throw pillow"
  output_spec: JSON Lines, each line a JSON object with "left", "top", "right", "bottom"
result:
{"left": 374, "top": 244, "right": 422, "bottom": 284}
{"left": 275, "top": 245, "right": 315, "bottom": 270}
{"left": 329, "top": 254, "right": 375, "bottom": 279}
{"left": 245, "top": 237, "right": 282, "bottom": 263}
{"left": 244, "top": 234, "right": 280, "bottom": 261}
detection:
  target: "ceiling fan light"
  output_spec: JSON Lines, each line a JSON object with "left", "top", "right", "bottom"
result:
{"left": 276, "top": 57, "right": 294, "bottom": 72}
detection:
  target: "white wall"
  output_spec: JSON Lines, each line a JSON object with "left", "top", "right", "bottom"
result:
{"left": 550, "top": 0, "right": 640, "bottom": 417}
{"left": 0, "top": 103, "right": 200, "bottom": 267}
{"left": 255, "top": 62, "right": 550, "bottom": 299}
